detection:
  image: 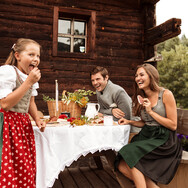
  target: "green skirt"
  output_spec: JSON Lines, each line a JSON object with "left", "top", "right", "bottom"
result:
{"left": 115, "top": 125, "right": 182, "bottom": 184}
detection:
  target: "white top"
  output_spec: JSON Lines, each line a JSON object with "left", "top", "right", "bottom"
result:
{"left": 0, "top": 65, "right": 39, "bottom": 99}
{"left": 33, "top": 124, "right": 131, "bottom": 188}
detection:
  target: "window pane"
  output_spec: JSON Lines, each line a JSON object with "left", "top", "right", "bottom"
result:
{"left": 58, "top": 19, "right": 71, "bottom": 34}
{"left": 74, "top": 21, "right": 85, "bottom": 35}
{"left": 58, "top": 37, "right": 70, "bottom": 52}
{"left": 74, "top": 38, "right": 85, "bottom": 53}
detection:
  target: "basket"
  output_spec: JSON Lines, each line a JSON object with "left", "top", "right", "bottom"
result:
{"left": 47, "top": 101, "right": 63, "bottom": 117}
{"left": 47, "top": 100, "right": 82, "bottom": 118}
{"left": 62, "top": 101, "right": 82, "bottom": 118}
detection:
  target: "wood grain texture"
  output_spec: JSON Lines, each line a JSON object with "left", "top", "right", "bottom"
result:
{"left": 0, "top": 0, "right": 179, "bottom": 114}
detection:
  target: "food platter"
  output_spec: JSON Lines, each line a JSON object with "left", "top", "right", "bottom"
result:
{"left": 31, "top": 115, "right": 118, "bottom": 127}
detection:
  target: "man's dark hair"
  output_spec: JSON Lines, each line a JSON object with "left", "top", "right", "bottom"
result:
{"left": 90, "top": 66, "right": 109, "bottom": 79}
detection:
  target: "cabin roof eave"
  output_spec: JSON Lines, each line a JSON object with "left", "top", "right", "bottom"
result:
{"left": 141, "top": 0, "right": 160, "bottom": 5}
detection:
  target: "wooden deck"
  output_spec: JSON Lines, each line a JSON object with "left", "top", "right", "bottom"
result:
{"left": 51, "top": 156, "right": 122, "bottom": 188}
{"left": 52, "top": 166, "right": 121, "bottom": 188}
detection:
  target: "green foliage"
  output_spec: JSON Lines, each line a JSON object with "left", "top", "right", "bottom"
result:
{"left": 42, "top": 94, "right": 54, "bottom": 102}
{"left": 62, "top": 89, "right": 96, "bottom": 108}
{"left": 157, "top": 37, "right": 188, "bottom": 108}
{"left": 157, "top": 37, "right": 180, "bottom": 53}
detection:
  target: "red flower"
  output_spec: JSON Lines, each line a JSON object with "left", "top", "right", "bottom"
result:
{"left": 59, "top": 114, "right": 68, "bottom": 119}
{"left": 67, "top": 117, "right": 76, "bottom": 122}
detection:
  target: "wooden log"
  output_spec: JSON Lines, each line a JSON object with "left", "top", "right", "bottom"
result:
{"left": 141, "top": 0, "right": 159, "bottom": 4}
{"left": 97, "top": 19, "right": 143, "bottom": 30}
{"left": 142, "top": 3, "right": 156, "bottom": 60}
{"left": 0, "top": 3, "right": 51, "bottom": 18}
{"left": 0, "top": 0, "right": 49, "bottom": 9}
{"left": 96, "top": 46, "right": 143, "bottom": 59}
{"left": 104, "top": 150, "right": 134, "bottom": 188}
{"left": 144, "top": 18, "right": 181, "bottom": 46}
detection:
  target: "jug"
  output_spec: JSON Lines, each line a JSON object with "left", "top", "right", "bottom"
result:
{"left": 85, "top": 103, "right": 100, "bottom": 119}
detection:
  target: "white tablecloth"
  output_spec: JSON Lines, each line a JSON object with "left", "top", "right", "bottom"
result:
{"left": 33, "top": 124, "right": 131, "bottom": 188}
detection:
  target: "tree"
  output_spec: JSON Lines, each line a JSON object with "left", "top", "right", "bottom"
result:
{"left": 181, "top": 34, "right": 188, "bottom": 47}
{"left": 157, "top": 36, "right": 180, "bottom": 53}
{"left": 157, "top": 41, "right": 188, "bottom": 108}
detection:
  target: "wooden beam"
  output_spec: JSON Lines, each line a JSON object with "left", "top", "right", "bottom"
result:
{"left": 144, "top": 18, "right": 181, "bottom": 46}
{"left": 141, "top": 0, "right": 160, "bottom": 5}
{"left": 142, "top": 3, "right": 156, "bottom": 60}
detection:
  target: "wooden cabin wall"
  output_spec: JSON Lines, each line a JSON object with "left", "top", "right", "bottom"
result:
{"left": 141, "top": 3, "right": 156, "bottom": 60}
{"left": 0, "top": 0, "right": 144, "bottom": 114}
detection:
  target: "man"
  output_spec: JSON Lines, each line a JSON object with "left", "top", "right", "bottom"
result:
{"left": 90, "top": 66, "right": 132, "bottom": 121}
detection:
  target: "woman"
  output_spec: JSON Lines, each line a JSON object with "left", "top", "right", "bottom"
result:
{"left": 115, "top": 63, "right": 182, "bottom": 188}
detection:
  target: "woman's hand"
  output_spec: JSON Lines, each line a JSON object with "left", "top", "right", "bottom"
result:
{"left": 118, "top": 117, "right": 129, "bottom": 125}
{"left": 143, "top": 98, "right": 152, "bottom": 114}
{"left": 35, "top": 119, "right": 46, "bottom": 132}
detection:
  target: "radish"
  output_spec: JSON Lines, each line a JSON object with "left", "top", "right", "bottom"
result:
{"left": 137, "top": 95, "right": 144, "bottom": 105}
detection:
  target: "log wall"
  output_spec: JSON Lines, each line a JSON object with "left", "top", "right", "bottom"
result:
{"left": 0, "top": 0, "right": 148, "bottom": 114}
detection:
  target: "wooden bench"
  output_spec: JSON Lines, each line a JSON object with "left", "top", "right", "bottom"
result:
{"left": 158, "top": 151, "right": 188, "bottom": 188}
{"left": 158, "top": 108, "right": 188, "bottom": 188}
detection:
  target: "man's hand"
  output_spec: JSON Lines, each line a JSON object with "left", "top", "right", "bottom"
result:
{"left": 98, "top": 112, "right": 104, "bottom": 117}
{"left": 112, "top": 108, "right": 125, "bottom": 119}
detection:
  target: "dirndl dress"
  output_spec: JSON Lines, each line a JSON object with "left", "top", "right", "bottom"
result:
{"left": 115, "top": 90, "right": 182, "bottom": 184}
{"left": 0, "top": 110, "right": 36, "bottom": 188}
{"left": 0, "top": 65, "right": 38, "bottom": 188}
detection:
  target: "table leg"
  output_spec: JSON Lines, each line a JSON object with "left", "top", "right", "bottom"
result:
{"left": 93, "top": 156, "right": 104, "bottom": 170}
{"left": 104, "top": 150, "right": 134, "bottom": 188}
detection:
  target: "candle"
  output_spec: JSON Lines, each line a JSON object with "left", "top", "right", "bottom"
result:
{"left": 55, "top": 80, "right": 59, "bottom": 114}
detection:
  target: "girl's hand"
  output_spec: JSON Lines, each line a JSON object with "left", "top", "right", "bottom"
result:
{"left": 27, "top": 67, "right": 41, "bottom": 85}
{"left": 143, "top": 98, "right": 152, "bottom": 114}
{"left": 36, "top": 119, "right": 46, "bottom": 132}
{"left": 118, "top": 117, "right": 129, "bottom": 125}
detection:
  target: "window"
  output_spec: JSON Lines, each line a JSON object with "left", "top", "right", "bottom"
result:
{"left": 58, "top": 19, "right": 86, "bottom": 53}
{"left": 53, "top": 7, "right": 96, "bottom": 58}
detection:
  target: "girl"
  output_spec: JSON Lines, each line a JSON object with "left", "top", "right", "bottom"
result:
{"left": 115, "top": 63, "right": 182, "bottom": 188}
{"left": 0, "top": 38, "right": 46, "bottom": 187}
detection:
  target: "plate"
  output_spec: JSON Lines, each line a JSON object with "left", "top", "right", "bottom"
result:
{"left": 47, "top": 121, "right": 59, "bottom": 124}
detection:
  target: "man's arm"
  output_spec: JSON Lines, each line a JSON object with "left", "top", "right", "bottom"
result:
{"left": 98, "top": 104, "right": 113, "bottom": 115}
{"left": 113, "top": 90, "right": 132, "bottom": 120}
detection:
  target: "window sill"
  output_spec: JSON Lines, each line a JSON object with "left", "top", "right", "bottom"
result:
{"left": 54, "top": 51, "right": 95, "bottom": 59}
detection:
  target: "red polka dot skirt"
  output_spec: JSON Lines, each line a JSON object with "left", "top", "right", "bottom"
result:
{"left": 0, "top": 109, "right": 36, "bottom": 188}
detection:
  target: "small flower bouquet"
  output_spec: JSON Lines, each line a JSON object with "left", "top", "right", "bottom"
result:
{"left": 177, "top": 134, "right": 188, "bottom": 151}
{"left": 62, "top": 89, "right": 96, "bottom": 108}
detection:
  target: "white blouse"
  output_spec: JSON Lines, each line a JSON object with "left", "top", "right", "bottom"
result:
{"left": 0, "top": 65, "right": 39, "bottom": 99}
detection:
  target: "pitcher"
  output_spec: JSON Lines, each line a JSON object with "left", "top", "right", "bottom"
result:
{"left": 85, "top": 103, "right": 100, "bottom": 119}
